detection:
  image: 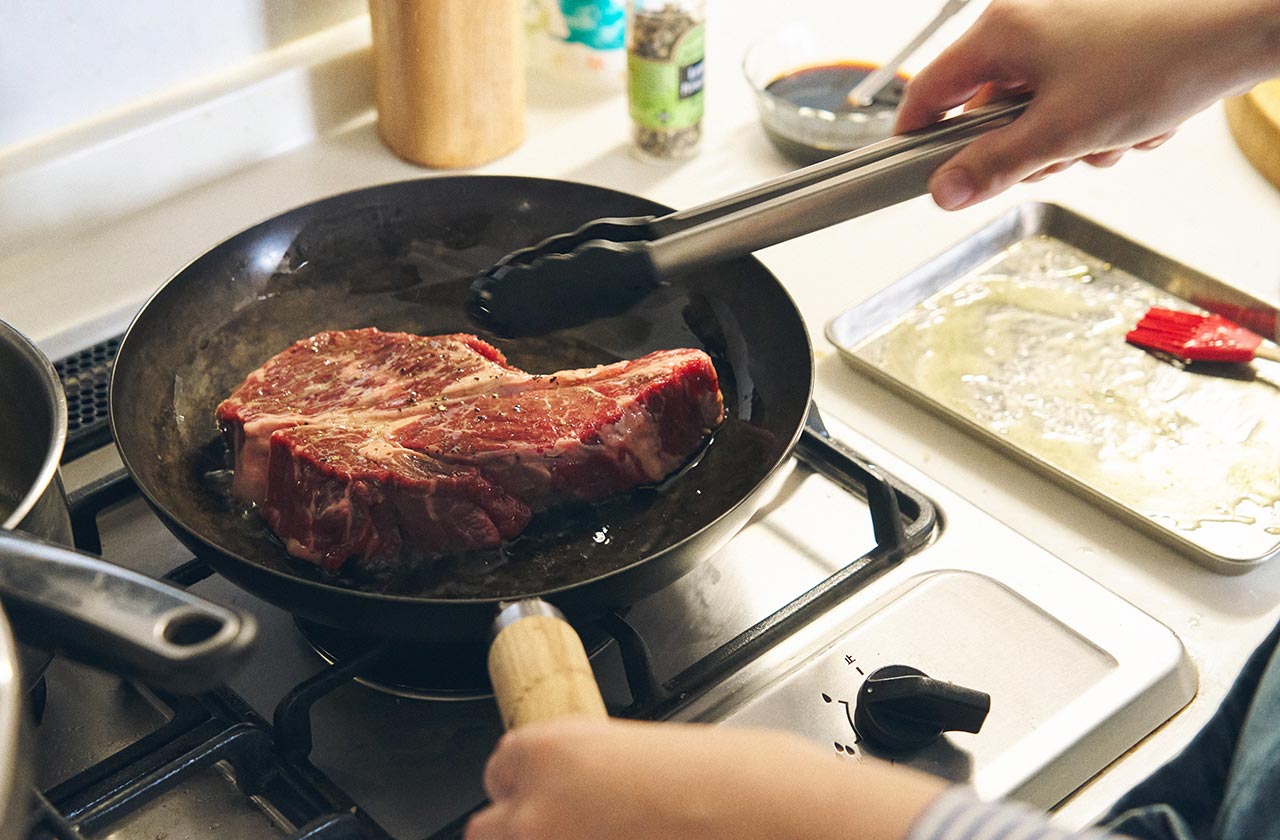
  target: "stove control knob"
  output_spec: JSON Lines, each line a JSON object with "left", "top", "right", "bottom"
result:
{"left": 854, "top": 665, "right": 991, "bottom": 752}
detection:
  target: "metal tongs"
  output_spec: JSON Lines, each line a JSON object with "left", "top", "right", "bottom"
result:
{"left": 471, "top": 95, "right": 1031, "bottom": 335}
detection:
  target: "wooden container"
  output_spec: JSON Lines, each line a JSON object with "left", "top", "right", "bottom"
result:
{"left": 1225, "top": 79, "right": 1280, "bottom": 192}
{"left": 368, "top": 0, "right": 526, "bottom": 168}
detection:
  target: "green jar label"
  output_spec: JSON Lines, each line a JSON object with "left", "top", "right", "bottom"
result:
{"left": 628, "top": 23, "right": 705, "bottom": 130}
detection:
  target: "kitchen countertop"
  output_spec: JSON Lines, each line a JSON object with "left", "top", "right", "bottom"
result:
{"left": 4, "top": 0, "right": 1280, "bottom": 831}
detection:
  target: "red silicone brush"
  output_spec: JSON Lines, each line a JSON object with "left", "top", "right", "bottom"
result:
{"left": 1126, "top": 307, "right": 1280, "bottom": 363}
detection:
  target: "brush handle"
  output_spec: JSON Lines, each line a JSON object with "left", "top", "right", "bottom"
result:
{"left": 1256, "top": 343, "right": 1280, "bottom": 363}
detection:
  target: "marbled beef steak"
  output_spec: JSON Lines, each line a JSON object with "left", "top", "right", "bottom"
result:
{"left": 215, "top": 328, "right": 724, "bottom": 571}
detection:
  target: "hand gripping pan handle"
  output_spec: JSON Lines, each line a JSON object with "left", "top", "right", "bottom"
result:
{"left": 0, "top": 528, "right": 256, "bottom": 693}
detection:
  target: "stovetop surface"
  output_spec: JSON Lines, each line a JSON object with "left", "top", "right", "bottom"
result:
{"left": 29, "top": 390, "right": 1194, "bottom": 839}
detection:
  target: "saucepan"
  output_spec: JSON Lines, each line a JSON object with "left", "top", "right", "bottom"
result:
{"left": 0, "top": 316, "right": 257, "bottom": 692}
{"left": 0, "top": 317, "right": 259, "bottom": 835}
{"left": 0, "top": 315, "right": 72, "bottom": 694}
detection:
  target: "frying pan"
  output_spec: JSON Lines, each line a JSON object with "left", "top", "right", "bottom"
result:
{"left": 109, "top": 176, "right": 813, "bottom": 697}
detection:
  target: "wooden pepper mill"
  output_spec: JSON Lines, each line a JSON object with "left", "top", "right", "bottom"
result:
{"left": 368, "top": 0, "right": 526, "bottom": 168}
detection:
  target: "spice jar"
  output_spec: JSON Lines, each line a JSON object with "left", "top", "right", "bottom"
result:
{"left": 626, "top": 0, "right": 706, "bottom": 160}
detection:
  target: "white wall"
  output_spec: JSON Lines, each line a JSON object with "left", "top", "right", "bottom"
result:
{"left": 1, "top": 0, "right": 366, "bottom": 150}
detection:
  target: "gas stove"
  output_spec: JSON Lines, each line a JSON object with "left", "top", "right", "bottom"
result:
{"left": 27, "top": 336, "right": 1195, "bottom": 840}
{"left": 8, "top": 0, "right": 1280, "bottom": 835}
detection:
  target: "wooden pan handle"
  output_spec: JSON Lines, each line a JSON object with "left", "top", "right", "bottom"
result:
{"left": 487, "top": 600, "right": 608, "bottom": 729}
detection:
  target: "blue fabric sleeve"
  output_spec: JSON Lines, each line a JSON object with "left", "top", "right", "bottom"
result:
{"left": 908, "top": 788, "right": 1128, "bottom": 840}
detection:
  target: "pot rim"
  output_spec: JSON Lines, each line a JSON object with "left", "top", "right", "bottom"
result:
{"left": 0, "top": 318, "right": 68, "bottom": 530}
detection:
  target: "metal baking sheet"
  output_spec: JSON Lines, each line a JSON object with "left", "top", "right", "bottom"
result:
{"left": 827, "top": 202, "right": 1280, "bottom": 574}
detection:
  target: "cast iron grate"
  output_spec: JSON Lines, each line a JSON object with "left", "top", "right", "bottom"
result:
{"left": 53, "top": 336, "right": 119, "bottom": 462}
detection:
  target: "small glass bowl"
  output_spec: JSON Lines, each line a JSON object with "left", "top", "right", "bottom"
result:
{"left": 743, "top": 23, "right": 908, "bottom": 165}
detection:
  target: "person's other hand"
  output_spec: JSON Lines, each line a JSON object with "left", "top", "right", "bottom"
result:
{"left": 465, "top": 718, "right": 946, "bottom": 840}
{"left": 896, "top": 0, "right": 1280, "bottom": 209}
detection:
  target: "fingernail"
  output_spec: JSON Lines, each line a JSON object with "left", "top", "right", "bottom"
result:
{"left": 931, "top": 168, "right": 976, "bottom": 210}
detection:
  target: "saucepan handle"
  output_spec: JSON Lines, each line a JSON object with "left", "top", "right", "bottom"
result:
{"left": 0, "top": 528, "right": 256, "bottom": 693}
{"left": 488, "top": 599, "right": 607, "bottom": 729}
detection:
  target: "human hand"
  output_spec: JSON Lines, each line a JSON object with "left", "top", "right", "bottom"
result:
{"left": 896, "top": 0, "right": 1280, "bottom": 209}
{"left": 464, "top": 717, "right": 947, "bottom": 840}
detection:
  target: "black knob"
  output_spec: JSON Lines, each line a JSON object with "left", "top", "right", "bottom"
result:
{"left": 854, "top": 665, "right": 991, "bottom": 753}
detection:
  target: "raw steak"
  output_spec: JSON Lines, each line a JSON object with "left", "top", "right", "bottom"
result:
{"left": 215, "top": 328, "right": 724, "bottom": 571}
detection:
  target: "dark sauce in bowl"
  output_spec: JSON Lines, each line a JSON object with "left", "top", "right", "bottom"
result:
{"left": 759, "top": 62, "right": 909, "bottom": 164}
{"left": 765, "top": 61, "right": 906, "bottom": 111}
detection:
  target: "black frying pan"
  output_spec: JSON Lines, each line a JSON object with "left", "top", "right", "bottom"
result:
{"left": 109, "top": 176, "right": 812, "bottom": 660}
